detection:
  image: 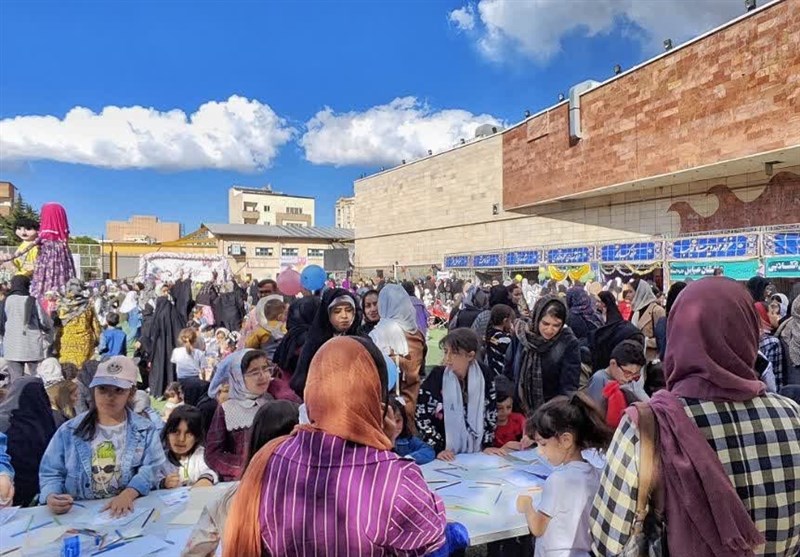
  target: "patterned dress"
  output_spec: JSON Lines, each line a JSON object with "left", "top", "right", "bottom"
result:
{"left": 30, "top": 240, "right": 76, "bottom": 300}
{"left": 590, "top": 394, "right": 800, "bottom": 556}
{"left": 59, "top": 308, "right": 101, "bottom": 368}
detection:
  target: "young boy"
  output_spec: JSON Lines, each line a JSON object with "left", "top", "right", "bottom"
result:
{"left": 493, "top": 377, "right": 528, "bottom": 450}
{"left": 98, "top": 312, "right": 127, "bottom": 359}
{"left": 583, "top": 340, "right": 648, "bottom": 427}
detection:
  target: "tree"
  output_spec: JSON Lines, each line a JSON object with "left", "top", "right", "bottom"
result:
{"left": 0, "top": 193, "right": 40, "bottom": 246}
{"left": 71, "top": 235, "right": 99, "bottom": 245}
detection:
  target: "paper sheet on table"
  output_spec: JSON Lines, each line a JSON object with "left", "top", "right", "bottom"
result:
{"left": 187, "top": 484, "right": 227, "bottom": 510}
{"left": 451, "top": 453, "right": 510, "bottom": 470}
{"left": 0, "top": 506, "right": 19, "bottom": 526}
{"left": 504, "top": 448, "right": 547, "bottom": 464}
{"left": 97, "top": 534, "right": 169, "bottom": 557}
{"left": 160, "top": 487, "right": 191, "bottom": 507}
{"left": 166, "top": 527, "right": 193, "bottom": 552}
{"left": 434, "top": 481, "right": 501, "bottom": 502}
{"left": 93, "top": 507, "right": 150, "bottom": 528}
{"left": 0, "top": 518, "right": 25, "bottom": 551}
{"left": 503, "top": 469, "right": 548, "bottom": 488}
{"left": 170, "top": 507, "right": 203, "bottom": 525}
{"left": 22, "top": 525, "right": 68, "bottom": 548}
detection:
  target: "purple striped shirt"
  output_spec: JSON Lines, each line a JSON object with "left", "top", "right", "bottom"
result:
{"left": 259, "top": 429, "right": 447, "bottom": 556}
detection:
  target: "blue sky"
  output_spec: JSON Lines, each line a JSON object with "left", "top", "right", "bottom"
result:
{"left": 0, "top": 0, "right": 744, "bottom": 236}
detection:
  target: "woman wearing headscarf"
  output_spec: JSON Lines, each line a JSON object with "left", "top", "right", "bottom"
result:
{"left": 358, "top": 289, "right": 380, "bottom": 336}
{"left": 290, "top": 288, "right": 361, "bottom": 397}
{"left": 565, "top": 285, "right": 603, "bottom": 348}
{"left": 746, "top": 276, "right": 771, "bottom": 308}
{"left": 273, "top": 297, "right": 321, "bottom": 387}
{"left": 57, "top": 279, "right": 101, "bottom": 369}
{"left": 369, "top": 284, "right": 426, "bottom": 426}
{"left": 119, "top": 290, "right": 141, "bottom": 357}
{"left": 143, "top": 294, "right": 185, "bottom": 398}
{"left": 590, "top": 277, "right": 800, "bottom": 557}
{"left": 205, "top": 349, "right": 274, "bottom": 481}
{"left": 0, "top": 275, "right": 52, "bottom": 381}
{"left": 777, "top": 295, "right": 800, "bottom": 385}
{"left": 754, "top": 302, "right": 785, "bottom": 389}
{"left": 223, "top": 336, "right": 465, "bottom": 557}
{"left": 590, "top": 290, "right": 645, "bottom": 373}
{"left": 471, "top": 284, "right": 518, "bottom": 341}
{"left": 653, "top": 281, "right": 687, "bottom": 362}
{"left": 504, "top": 296, "right": 582, "bottom": 415}
{"left": 0, "top": 376, "right": 56, "bottom": 506}
{"left": 451, "top": 285, "right": 489, "bottom": 329}
{"left": 628, "top": 279, "right": 665, "bottom": 362}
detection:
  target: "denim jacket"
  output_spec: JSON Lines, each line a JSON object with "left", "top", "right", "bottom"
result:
{"left": 39, "top": 408, "right": 167, "bottom": 503}
{"left": 0, "top": 432, "right": 13, "bottom": 479}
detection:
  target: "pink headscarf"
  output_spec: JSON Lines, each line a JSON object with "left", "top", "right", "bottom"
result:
{"left": 665, "top": 276, "right": 764, "bottom": 401}
{"left": 38, "top": 203, "right": 70, "bottom": 242}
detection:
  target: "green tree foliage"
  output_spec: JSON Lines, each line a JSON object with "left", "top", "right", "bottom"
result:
{"left": 0, "top": 193, "right": 40, "bottom": 246}
{"left": 71, "top": 235, "right": 99, "bottom": 245}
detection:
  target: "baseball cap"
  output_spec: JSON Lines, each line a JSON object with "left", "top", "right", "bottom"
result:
{"left": 89, "top": 356, "right": 138, "bottom": 390}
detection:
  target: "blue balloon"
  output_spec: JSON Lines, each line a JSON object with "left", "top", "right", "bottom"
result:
{"left": 383, "top": 354, "right": 399, "bottom": 391}
{"left": 300, "top": 265, "right": 327, "bottom": 291}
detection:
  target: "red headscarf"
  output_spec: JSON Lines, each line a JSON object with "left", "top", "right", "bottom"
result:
{"left": 664, "top": 277, "right": 764, "bottom": 402}
{"left": 38, "top": 203, "right": 70, "bottom": 242}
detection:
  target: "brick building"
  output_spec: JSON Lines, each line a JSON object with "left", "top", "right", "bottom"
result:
{"left": 0, "top": 181, "right": 16, "bottom": 217}
{"left": 106, "top": 215, "right": 181, "bottom": 243}
{"left": 354, "top": 0, "right": 799, "bottom": 287}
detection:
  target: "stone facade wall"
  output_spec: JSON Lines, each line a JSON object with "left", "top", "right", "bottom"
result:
{"left": 503, "top": 0, "right": 800, "bottom": 208}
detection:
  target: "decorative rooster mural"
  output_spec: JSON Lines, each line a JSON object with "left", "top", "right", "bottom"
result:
{"left": 668, "top": 171, "right": 800, "bottom": 234}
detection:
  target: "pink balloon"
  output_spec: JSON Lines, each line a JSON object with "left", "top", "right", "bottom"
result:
{"left": 277, "top": 269, "right": 303, "bottom": 296}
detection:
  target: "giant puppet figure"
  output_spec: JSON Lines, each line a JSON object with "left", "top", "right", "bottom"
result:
{"left": 30, "top": 203, "right": 76, "bottom": 300}
{"left": 12, "top": 215, "right": 40, "bottom": 277}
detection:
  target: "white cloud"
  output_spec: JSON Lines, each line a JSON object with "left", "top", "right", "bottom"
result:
{"left": 449, "top": 4, "right": 476, "bottom": 31}
{"left": 0, "top": 95, "right": 295, "bottom": 172}
{"left": 300, "top": 97, "right": 503, "bottom": 167}
{"left": 449, "top": 0, "right": 745, "bottom": 63}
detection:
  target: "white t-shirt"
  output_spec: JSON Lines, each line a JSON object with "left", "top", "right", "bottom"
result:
{"left": 535, "top": 460, "right": 600, "bottom": 557}
{"left": 171, "top": 347, "right": 204, "bottom": 379}
{"left": 91, "top": 421, "right": 127, "bottom": 498}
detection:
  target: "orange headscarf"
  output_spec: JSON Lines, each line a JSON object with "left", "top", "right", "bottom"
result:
{"left": 223, "top": 336, "right": 392, "bottom": 557}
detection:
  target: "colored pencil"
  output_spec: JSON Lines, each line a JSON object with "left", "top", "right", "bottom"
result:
{"left": 92, "top": 540, "right": 131, "bottom": 555}
{"left": 494, "top": 490, "right": 503, "bottom": 505}
{"left": 0, "top": 547, "right": 21, "bottom": 556}
{"left": 71, "top": 502, "right": 87, "bottom": 508}
{"left": 141, "top": 508, "right": 155, "bottom": 528}
{"left": 12, "top": 519, "right": 52, "bottom": 537}
{"left": 433, "top": 469, "right": 461, "bottom": 479}
{"left": 434, "top": 481, "right": 461, "bottom": 491}
{"left": 475, "top": 481, "right": 502, "bottom": 486}
{"left": 448, "top": 505, "right": 490, "bottom": 516}
{"left": 425, "top": 480, "right": 449, "bottom": 484}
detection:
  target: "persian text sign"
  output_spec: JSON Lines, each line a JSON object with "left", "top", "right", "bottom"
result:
{"left": 765, "top": 257, "right": 800, "bottom": 277}
{"left": 444, "top": 255, "right": 470, "bottom": 268}
{"left": 600, "top": 241, "right": 662, "bottom": 263}
{"left": 505, "top": 250, "right": 541, "bottom": 267}
{"left": 669, "top": 259, "right": 759, "bottom": 281}
{"left": 473, "top": 253, "right": 502, "bottom": 268}
{"left": 669, "top": 234, "right": 757, "bottom": 260}
{"left": 764, "top": 232, "right": 800, "bottom": 256}
{"left": 546, "top": 246, "right": 594, "bottom": 265}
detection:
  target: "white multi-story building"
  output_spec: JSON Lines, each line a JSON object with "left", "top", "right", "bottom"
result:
{"left": 335, "top": 196, "right": 355, "bottom": 229}
{"left": 228, "top": 185, "right": 315, "bottom": 227}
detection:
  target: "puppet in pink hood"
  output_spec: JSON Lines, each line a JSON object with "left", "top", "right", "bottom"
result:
{"left": 30, "top": 202, "right": 76, "bottom": 300}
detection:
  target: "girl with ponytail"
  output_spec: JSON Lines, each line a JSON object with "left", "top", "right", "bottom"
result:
{"left": 516, "top": 393, "right": 612, "bottom": 555}
{"left": 170, "top": 328, "right": 204, "bottom": 380}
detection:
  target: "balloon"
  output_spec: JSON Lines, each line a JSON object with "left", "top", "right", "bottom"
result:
{"left": 514, "top": 274, "right": 523, "bottom": 282}
{"left": 277, "top": 269, "right": 302, "bottom": 296}
{"left": 383, "top": 354, "right": 399, "bottom": 391}
{"left": 301, "top": 265, "right": 327, "bottom": 292}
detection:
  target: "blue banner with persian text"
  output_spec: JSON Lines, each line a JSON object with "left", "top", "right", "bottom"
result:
{"left": 443, "top": 255, "right": 470, "bottom": 268}
{"left": 546, "top": 246, "right": 594, "bottom": 265}
{"left": 473, "top": 254, "right": 502, "bottom": 268}
{"left": 600, "top": 241, "right": 662, "bottom": 263}
{"left": 764, "top": 232, "right": 800, "bottom": 257}
{"left": 668, "top": 234, "right": 758, "bottom": 260}
{"left": 505, "top": 250, "right": 541, "bottom": 267}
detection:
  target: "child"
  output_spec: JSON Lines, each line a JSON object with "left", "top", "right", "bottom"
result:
{"left": 493, "top": 377, "right": 527, "bottom": 450}
{"left": 161, "top": 405, "right": 218, "bottom": 488}
{"left": 171, "top": 328, "right": 205, "bottom": 380}
{"left": 98, "top": 312, "right": 127, "bottom": 359}
{"left": 388, "top": 398, "right": 435, "bottom": 465}
{"left": 183, "top": 400, "right": 299, "bottom": 557}
{"left": 484, "top": 304, "right": 515, "bottom": 376}
{"left": 583, "top": 340, "right": 648, "bottom": 427}
{"left": 245, "top": 297, "right": 287, "bottom": 361}
{"left": 38, "top": 356, "right": 166, "bottom": 517}
{"left": 163, "top": 381, "right": 184, "bottom": 420}
{"left": 133, "top": 390, "right": 164, "bottom": 432}
{"left": 516, "top": 393, "right": 613, "bottom": 556}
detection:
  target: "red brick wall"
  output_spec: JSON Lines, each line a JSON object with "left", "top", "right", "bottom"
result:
{"left": 503, "top": 0, "right": 800, "bottom": 209}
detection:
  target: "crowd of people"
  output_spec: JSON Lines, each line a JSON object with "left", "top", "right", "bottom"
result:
{"left": 0, "top": 266, "right": 798, "bottom": 557}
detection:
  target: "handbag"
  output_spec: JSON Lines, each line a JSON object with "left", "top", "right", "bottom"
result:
{"left": 620, "top": 402, "right": 667, "bottom": 557}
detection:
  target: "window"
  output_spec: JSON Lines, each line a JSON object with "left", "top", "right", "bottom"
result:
{"left": 263, "top": 205, "right": 270, "bottom": 212}
{"left": 281, "top": 247, "right": 299, "bottom": 256}
{"left": 308, "top": 248, "right": 325, "bottom": 258}
{"left": 255, "top": 247, "right": 273, "bottom": 257}
{"left": 243, "top": 202, "right": 257, "bottom": 211}
{"left": 286, "top": 207, "right": 303, "bottom": 215}
{"left": 227, "top": 244, "right": 246, "bottom": 256}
